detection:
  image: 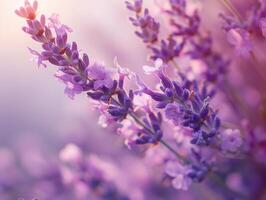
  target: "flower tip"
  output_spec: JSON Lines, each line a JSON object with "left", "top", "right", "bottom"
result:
{"left": 15, "top": 0, "right": 38, "bottom": 20}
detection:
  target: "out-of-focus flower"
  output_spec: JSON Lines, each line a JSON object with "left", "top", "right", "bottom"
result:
{"left": 127, "top": 0, "right": 160, "bottom": 44}
{"left": 259, "top": 17, "right": 266, "bottom": 37}
{"left": 165, "top": 161, "right": 192, "bottom": 190}
{"left": 226, "top": 29, "right": 252, "bottom": 56}
{"left": 48, "top": 13, "right": 73, "bottom": 33}
{"left": 220, "top": 129, "right": 243, "bottom": 153}
{"left": 59, "top": 144, "right": 131, "bottom": 200}
{"left": 59, "top": 143, "right": 83, "bottom": 163}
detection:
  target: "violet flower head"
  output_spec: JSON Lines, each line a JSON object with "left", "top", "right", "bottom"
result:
{"left": 127, "top": 1, "right": 160, "bottom": 44}
{"left": 165, "top": 160, "right": 192, "bottom": 190}
{"left": 143, "top": 62, "right": 220, "bottom": 146}
{"left": 165, "top": 150, "right": 211, "bottom": 190}
{"left": 16, "top": 3, "right": 93, "bottom": 99}
{"left": 150, "top": 38, "right": 186, "bottom": 63}
{"left": 17, "top": 1, "right": 266, "bottom": 198}
{"left": 135, "top": 111, "right": 163, "bottom": 145}
{"left": 87, "top": 63, "right": 114, "bottom": 90}
{"left": 167, "top": 1, "right": 200, "bottom": 37}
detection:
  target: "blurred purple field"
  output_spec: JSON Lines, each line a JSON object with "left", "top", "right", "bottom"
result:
{"left": 1, "top": 0, "right": 266, "bottom": 199}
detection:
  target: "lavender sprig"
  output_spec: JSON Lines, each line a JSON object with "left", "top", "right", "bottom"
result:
{"left": 15, "top": 1, "right": 248, "bottom": 197}
{"left": 15, "top": 0, "right": 187, "bottom": 163}
{"left": 126, "top": 0, "right": 186, "bottom": 64}
{"left": 126, "top": 0, "right": 160, "bottom": 44}
{"left": 142, "top": 65, "right": 220, "bottom": 146}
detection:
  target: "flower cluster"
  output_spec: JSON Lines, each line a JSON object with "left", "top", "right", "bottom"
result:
{"left": 142, "top": 65, "right": 220, "bottom": 146}
{"left": 16, "top": 0, "right": 166, "bottom": 148}
{"left": 126, "top": 0, "right": 160, "bottom": 44}
{"left": 15, "top": 0, "right": 266, "bottom": 199}
{"left": 0, "top": 142, "right": 132, "bottom": 200}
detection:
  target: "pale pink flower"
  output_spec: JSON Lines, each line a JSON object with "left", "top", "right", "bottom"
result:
{"left": 15, "top": 0, "right": 38, "bottom": 20}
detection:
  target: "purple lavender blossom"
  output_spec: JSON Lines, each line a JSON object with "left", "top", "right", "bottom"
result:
{"left": 149, "top": 38, "right": 186, "bottom": 63}
{"left": 165, "top": 149, "right": 211, "bottom": 190}
{"left": 16, "top": 1, "right": 266, "bottom": 198}
{"left": 87, "top": 63, "right": 114, "bottom": 90}
{"left": 167, "top": 0, "right": 200, "bottom": 37}
{"left": 142, "top": 63, "right": 220, "bottom": 146}
{"left": 127, "top": 1, "right": 160, "bottom": 44}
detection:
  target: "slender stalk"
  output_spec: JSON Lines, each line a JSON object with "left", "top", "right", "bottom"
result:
{"left": 129, "top": 112, "right": 188, "bottom": 163}
{"left": 218, "top": 0, "right": 242, "bottom": 21}
{"left": 110, "top": 97, "right": 188, "bottom": 163}
{"left": 110, "top": 95, "right": 245, "bottom": 199}
{"left": 171, "top": 59, "right": 181, "bottom": 71}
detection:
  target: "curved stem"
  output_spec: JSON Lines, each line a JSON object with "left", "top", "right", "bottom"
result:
{"left": 218, "top": 0, "right": 243, "bottom": 22}
{"left": 171, "top": 59, "right": 181, "bottom": 71}
{"left": 110, "top": 97, "right": 188, "bottom": 163}
{"left": 129, "top": 112, "right": 188, "bottom": 163}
